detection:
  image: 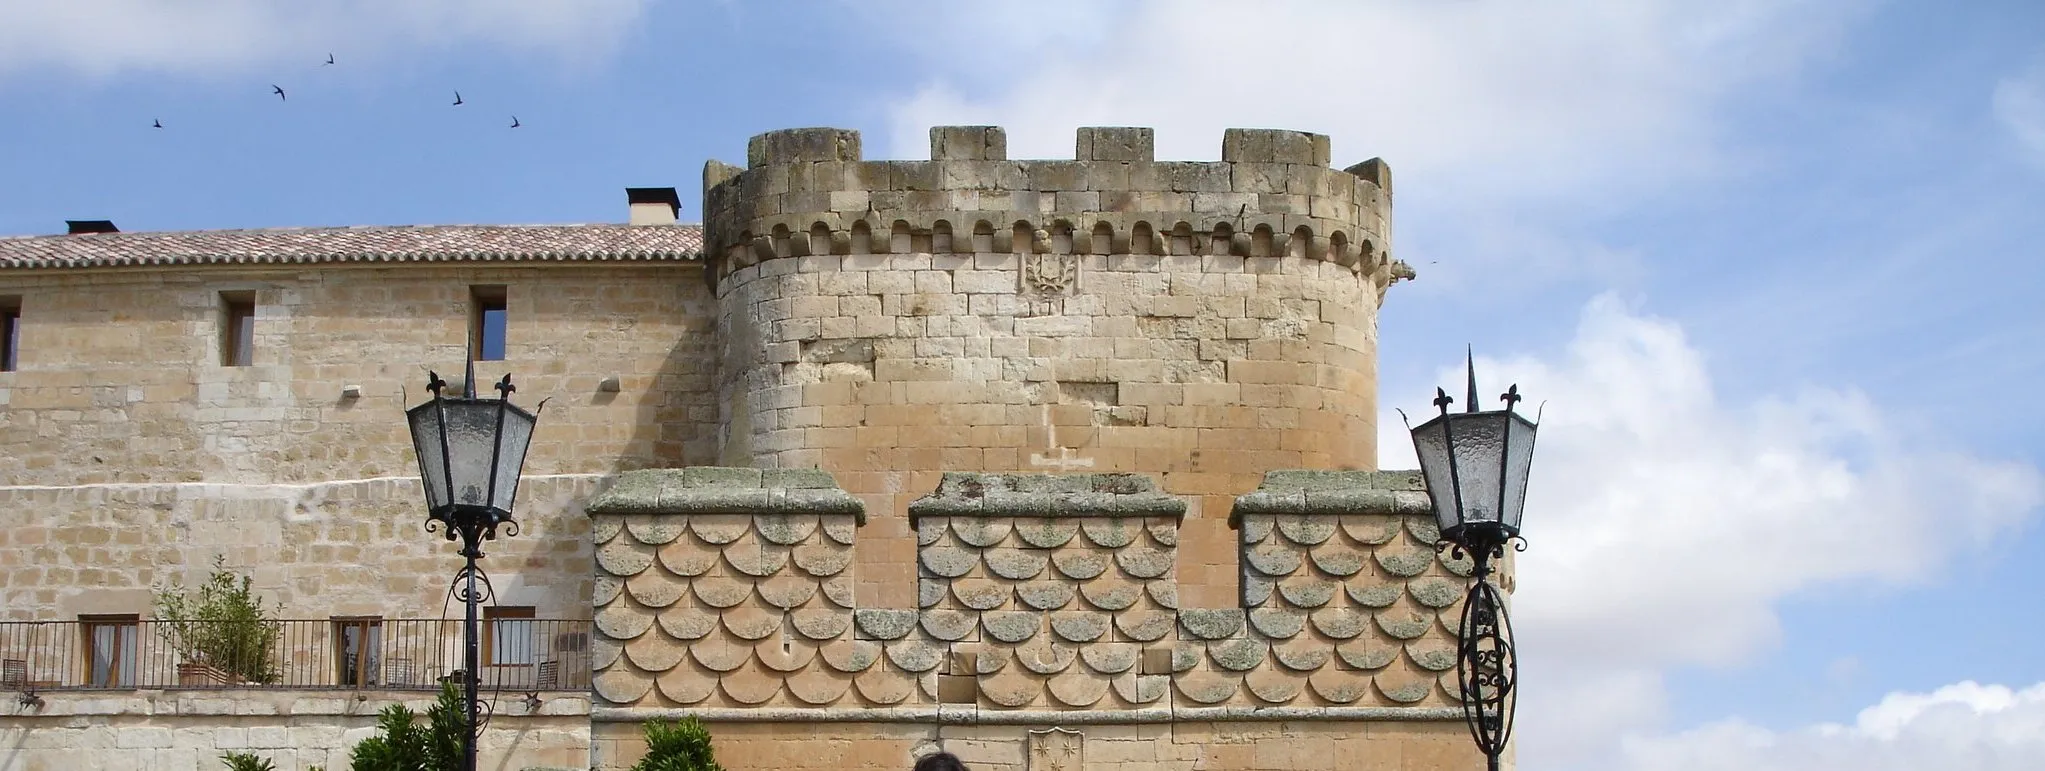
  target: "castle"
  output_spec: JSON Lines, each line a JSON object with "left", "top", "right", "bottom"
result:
{"left": 0, "top": 126, "right": 1505, "bottom": 770}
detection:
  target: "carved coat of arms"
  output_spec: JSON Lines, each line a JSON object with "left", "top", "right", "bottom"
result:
{"left": 1027, "top": 727, "right": 1084, "bottom": 771}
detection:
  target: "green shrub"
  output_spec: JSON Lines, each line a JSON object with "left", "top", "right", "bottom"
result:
{"left": 632, "top": 716, "right": 722, "bottom": 771}
{"left": 347, "top": 681, "right": 470, "bottom": 771}
{"left": 152, "top": 555, "right": 282, "bottom": 684}
{"left": 220, "top": 751, "right": 277, "bottom": 771}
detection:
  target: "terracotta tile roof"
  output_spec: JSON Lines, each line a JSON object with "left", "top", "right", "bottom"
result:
{"left": 0, "top": 223, "right": 705, "bottom": 270}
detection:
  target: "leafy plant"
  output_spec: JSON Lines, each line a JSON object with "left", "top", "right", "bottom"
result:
{"left": 220, "top": 751, "right": 277, "bottom": 771}
{"left": 348, "top": 681, "right": 470, "bottom": 771}
{"left": 152, "top": 555, "right": 282, "bottom": 684}
{"left": 632, "top": 716, "right": 722, "bottom": 771}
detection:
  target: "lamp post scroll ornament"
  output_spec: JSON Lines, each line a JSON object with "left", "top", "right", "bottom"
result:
{"left": 1401, "top": 351, "right": 1541, "bottom": 771}
{"left": 406, "top": 360, "right": 544, "bottom": 771}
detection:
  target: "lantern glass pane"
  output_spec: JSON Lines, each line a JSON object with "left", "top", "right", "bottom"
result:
{"left": 1408, "top": 418, "right": 1462, "bottom": 532}
{"left": 406, "top": 403, "right": 449, "bottom": 511}
{"left": 1447, "top": 412, "right": 1508, "bottom": 526}
{"left": 491, "top": 404, "right": 537, "bottom": 516}
{"left": 441, "top": 400, "right": 501, "bottom": 508}
{"left": 1500, "top": 412, "right": 1538, "bottom": 531}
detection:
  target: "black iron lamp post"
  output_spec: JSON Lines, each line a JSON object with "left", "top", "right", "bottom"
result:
{"left": 406, "top": 364, "right": 542, "bottom": 771}
{"left": 1403, "top": 353, "right": 1540, "bottom": 771}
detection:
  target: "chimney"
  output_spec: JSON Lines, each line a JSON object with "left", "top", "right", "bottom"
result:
{"left": 625, "top": 187, "right": 680, "bottom": 225}
{"left": 66, "top": 220, "right": 119, "bottom": 235}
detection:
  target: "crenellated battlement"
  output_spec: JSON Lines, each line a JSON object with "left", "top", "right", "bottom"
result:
{"left": 701, "top": 126, "right": 1401, "bottom": 292}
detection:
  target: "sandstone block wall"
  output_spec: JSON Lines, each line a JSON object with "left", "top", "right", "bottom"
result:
{"left": 0, "top": 690, "right": 590, "bottom": 771}
{"left": 701, "top": 126, "right": 1408, "bottom": 610}
{"left": 0, "top": 263, "right": 718, "bottom": 487}
{"left": 0, "top": 474, "right": 600, "bottom": 623}
{"left": 592, "top": 720, "right": 1492, "bottom": 771}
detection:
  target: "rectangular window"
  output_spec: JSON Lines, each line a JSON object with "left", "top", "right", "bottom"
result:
{"left": 470, "top": 285, "right": 506, "bottom": 362}
{"left": 1, "top": 296, "right": 20, "bottom": 372}
{"left": 81, "top": 614, "right": 138, "bottom": 688}
{"left": 483, "top": 606, "right": 535, "bottom": 667}
{"left": 332, "top": 617, "right": 383, "bottom": 687}
{"left": 220, "top": 291, "right": 255, "bottom": 367}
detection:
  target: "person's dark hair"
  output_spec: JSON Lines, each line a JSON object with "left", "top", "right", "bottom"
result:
{"left": 914, "top": 751, "right": 968, "bottom": 771}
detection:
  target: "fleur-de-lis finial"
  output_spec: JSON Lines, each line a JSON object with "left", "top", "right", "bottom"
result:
{"left": 1433, "top": 386, "right": 1455, "bottom": 415}
{"left": 1501, "top": 383, "right": 1523, "bottom": 412}
{"left": 426, "top": 370, "right": 447, "bottom": 396}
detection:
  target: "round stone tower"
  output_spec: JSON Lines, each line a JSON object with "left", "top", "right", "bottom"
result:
{"left": 701, "top": 125, "right": 1406, "bottom": 605}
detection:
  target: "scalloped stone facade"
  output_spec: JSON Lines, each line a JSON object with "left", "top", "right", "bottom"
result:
{"left": 586, "top": 469, "right": 1502, "bottom": 771}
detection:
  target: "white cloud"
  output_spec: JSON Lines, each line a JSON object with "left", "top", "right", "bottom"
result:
{"left": 1993, "top": 58, "right": 2045, "bottom": 166}
{"left": 1377, "top": 295, "right": 2043, "bottom": 767}
{"left": 1619, "top": 681, "right": 2045, "bottom": 770}
{"left": 0, "top": 0, "right": 649, "bottom": 79}
{"left": 868, "top": 0, "right": 1862, "bottom": 293}
{"left": 877, "top": 0, "right": 1855, "bottom": 205}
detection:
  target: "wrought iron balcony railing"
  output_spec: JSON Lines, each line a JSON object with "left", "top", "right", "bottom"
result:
{"left": 0, "top": 618, "right": 591, "bottom": 692}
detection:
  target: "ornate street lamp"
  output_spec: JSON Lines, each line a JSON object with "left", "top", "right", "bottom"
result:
{"left": 406, "top": 362, "right": 542, "bottom": 771}
{"left": 1402, "top": 352, "right": 1540, "bottom": 771}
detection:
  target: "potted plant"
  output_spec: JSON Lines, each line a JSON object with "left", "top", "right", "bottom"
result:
{"left": 153, "top": 556, "right": 282, "bottom": 686}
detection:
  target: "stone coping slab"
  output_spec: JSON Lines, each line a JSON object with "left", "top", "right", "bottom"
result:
{"left": 1228, "top": 469, "right": 1432, "bottom": 527}
{"left": 585, "top": 467, "right": 865, "bottom": 523}
{"left": 907, "top": 472, "right": 1186, "bottom": 521}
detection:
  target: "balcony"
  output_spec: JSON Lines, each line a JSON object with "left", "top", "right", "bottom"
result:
{"left": 0, "top": 618, "right": 592, "bottom": 692}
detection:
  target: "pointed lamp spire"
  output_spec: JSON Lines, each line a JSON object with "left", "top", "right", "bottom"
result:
{"left": 1464, "top": 345, "right": 1479, "bottom": 414}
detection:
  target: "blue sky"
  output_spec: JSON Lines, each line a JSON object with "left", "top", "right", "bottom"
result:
{"left": 3, "top": 1, "right": 2042, "bottom": 768}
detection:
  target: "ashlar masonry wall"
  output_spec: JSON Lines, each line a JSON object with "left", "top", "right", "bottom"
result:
{"left": 0, "top": 262, "right": 719, "bottom": 488}
{"left": 0, "top": 690, "right": 590, "bottom": 771}
{"left": 701, "top": 125, "right": 1412, "bottom": 611}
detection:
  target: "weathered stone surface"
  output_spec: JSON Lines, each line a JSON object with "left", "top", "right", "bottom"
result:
{"left": 1276, "top": 576, "right": 1336, "bottom": 608}
{"left": 1180, "top": 609, "right": 1246, "bottom": 640}
{"left": 974, "top": 548, "right": 1040, "bottom": 581}
{"left": 1078, "top": 579, "right": 1141, "bottom": 611}
{"left": 1374, "top": 544, "right": 1435, "bottom": 577}
{"left": 1050, "top": 611, "right": 1111, "bottom": 643}
{"left": 885, "top": 638, "right": 945, "bottom": 672}
{"left": 1016, "top": 580, "right": 1076, "bottom": 610}
{"left": 1051, "top": 550, "right": 1111, "bottom": 581}
{"left": 1409, "top": 576, "right": 1466, "bottom": 609}
{"left": 951, "top": 578, "right": 1010, "bottom": 610}
{"left": 1115, "top": 544, "right": 1174, "bottom": 579}
{"left": 1014, "top": 519, "right": 1078, "bottom": 548}
{"left": 1346, "top": 582, "right": 1402, "bottom": 608}
{"left": 1309, "top": 607, "right": 1369, "bottom": 640}
{"left": 919, "top": 543, "right": 977, "bottom": 578}
{"left": 1248, "top": 607, "right": 1307, "bottom": 639}
{"left": 853, "top": 609, "right": 918, "bottom": 640}
{"left": 983, "top": 610, "right": 1042, "bottom": 643}
{"left": 920, "top": 608, "right": 978, "bottom": 641}
{"left": 950, "top": 517, "right": 1012, "bottom": 548}
{"left": 1208, "top": 638, "right": 1268, "bottom": 672}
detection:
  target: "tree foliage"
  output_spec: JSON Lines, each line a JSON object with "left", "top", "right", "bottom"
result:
{"left": 632, "top": 716, "right": 723, "bottom": 771}
{"left": 151, "top": 555, "right": 282, "bottom": 684}
{"left": 347, "top": 682, "right": 469, "bottom": 771}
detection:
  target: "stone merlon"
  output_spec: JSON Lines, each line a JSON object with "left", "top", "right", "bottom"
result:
{"left": 700, "top": 125, "right": 1397, "bottom": 288}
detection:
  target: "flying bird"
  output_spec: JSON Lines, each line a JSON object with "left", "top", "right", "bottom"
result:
{"left": 451, "top": 90, "right": 463, "bottom": 106}
{"left": 324, "top": 53, "right": 335, "bottom": 65}
{"left": 271, "top": 84, "right": 286, "bottom": 101}
{"left": 509, "top": 116, "right": 521, "bottom": 128}
{"left": 152, "top": 119, "right": 162, "bottom": 129}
